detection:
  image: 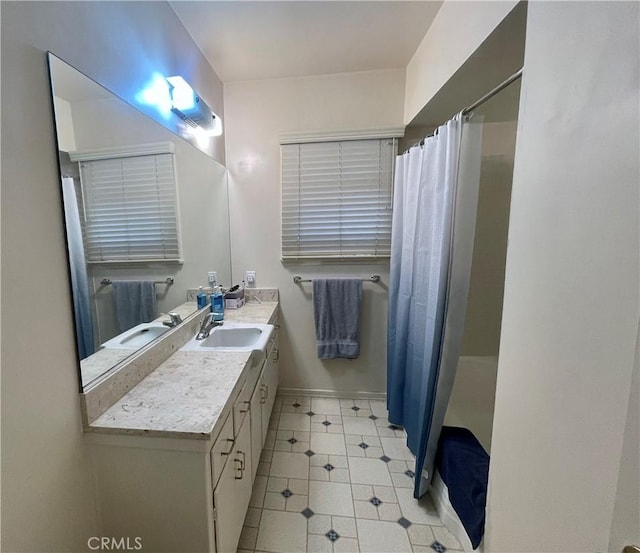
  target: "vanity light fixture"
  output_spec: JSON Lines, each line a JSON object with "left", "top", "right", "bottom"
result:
{"left": 166, "top": 76, "right": 223, "bottom": 137}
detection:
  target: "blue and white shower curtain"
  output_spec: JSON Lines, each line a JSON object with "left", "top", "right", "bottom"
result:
{"left": 387, "top": 114, "right": 483, "bottom": 498}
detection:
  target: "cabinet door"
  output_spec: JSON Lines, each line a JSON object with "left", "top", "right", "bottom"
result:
{"left": 250, "top": 379, "right": 263, "bottom": 482}
{"left": 214, "top": 414, "right": 252, "bottom": 553}
{"left": 261, "top": 348, "right": 279, "bottom": 443}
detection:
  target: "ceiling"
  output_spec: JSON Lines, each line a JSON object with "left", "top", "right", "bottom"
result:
{"left": 170, "top": 1, "right": 443, "bottom": 82}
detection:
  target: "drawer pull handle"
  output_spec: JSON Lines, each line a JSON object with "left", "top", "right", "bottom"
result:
{"left": 220, "top": 438, "right": 235, "bottom": 456}
{"left": 273, "top": 348, "right": 279, "bottom": 361}
{"left": 235, "top": 451, "right": 246, "bottom": 480}
{"left": 274, "top": 324, "right": 280, "bottom": 330}
{"left": 239, "top": 400, "right": 251, "bottom": 414}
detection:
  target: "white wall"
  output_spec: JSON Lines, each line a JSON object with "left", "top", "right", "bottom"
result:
{"left": 486, "top": 2, "right": 639, "bottom": 550}
{"left": 0, "top": 2, "right": 224, "bottom": 550}
{"left": 404, "top": 0, "right": 519, "bottom": 125}
{"left": 224, "top": 70, "right": 405, "bottom": 394}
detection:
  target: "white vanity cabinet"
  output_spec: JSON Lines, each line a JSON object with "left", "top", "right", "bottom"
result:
{"left": 88, "top": 312, "right": 280, "bottom": 553}
{"left": 213, "top": 412, "right": 252, "bottom": 553}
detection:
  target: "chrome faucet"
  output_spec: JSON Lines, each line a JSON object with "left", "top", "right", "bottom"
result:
{"left": 196, "top": 312, "right": 223, "bottom": 340}
{"left": 163, "top": 312, "right": 183, "bottom": 328}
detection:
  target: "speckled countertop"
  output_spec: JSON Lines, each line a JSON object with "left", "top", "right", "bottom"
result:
{"left": 87, "top": 301, "right": 278, "bottom": 440}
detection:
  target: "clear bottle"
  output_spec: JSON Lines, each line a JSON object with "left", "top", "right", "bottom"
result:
{"left": 211, "top": 285, "right": 225, "bottom": 314}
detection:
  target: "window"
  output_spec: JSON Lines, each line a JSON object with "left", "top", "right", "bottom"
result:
{"left": 281, "top": 138, "right": 395, "bottom": 259}
{"left": 77, "top": 149, "right": 182, "bottom": 263}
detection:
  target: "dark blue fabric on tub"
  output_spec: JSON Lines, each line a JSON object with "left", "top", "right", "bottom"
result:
{"left": 435, "top": 426, "right": 489, "bottom": 549}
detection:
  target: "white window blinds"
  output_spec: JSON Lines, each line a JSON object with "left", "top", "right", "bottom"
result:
{"left": 78, "top": 153, "right": 182, "bottom": 263}
{"left": 281, "top": 138, "right": 394, "bottom": 259}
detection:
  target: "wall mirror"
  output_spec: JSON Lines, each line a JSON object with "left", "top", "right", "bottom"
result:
{"left": 47, "top": 53, "right": 232, "bottom": 391}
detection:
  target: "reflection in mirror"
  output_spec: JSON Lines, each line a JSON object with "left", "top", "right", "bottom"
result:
{"left": 48, "top": 53, "right": 232, "bottom": 391}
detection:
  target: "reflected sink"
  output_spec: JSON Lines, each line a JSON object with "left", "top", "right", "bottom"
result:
{"left": 101, "top": 322, "right": 169, "bottom": 349}
{"left": 180, "top": 323, "right": 274, "bottom": 353}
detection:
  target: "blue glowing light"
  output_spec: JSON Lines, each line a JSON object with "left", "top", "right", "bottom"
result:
{"left": 136, "top": 73, "right": 172, "bottom": 118}
{"left": 167, "top": 76, "right": 196, "bottom": 112}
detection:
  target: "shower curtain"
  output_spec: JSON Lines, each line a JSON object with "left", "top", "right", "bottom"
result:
{"left": 62, "top": 177, "right": 95, "bottom": 358}
{"left": 387, "top": 114, "right": 483, "bottom": 498}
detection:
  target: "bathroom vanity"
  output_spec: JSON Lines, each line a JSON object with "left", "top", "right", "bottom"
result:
{"left": 83, "top": 300, "right": 279, "bottom": 553}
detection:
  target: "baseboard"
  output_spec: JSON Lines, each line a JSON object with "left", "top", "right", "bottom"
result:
{"left": 278, "top": 387, "right": 386, "bottom": 401}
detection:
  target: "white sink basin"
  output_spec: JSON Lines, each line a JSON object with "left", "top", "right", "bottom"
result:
{"left": 180, "top": 322, "right": 274, "bottom": 352}
{"left": 101, "top": 322, "right": 169, "bottom": 349}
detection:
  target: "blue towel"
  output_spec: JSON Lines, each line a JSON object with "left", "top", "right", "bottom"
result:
{"left": 111, "top": 280, "right": 157, "bottom": 332}
{"left": 435, "top": 427, "right": 489, "bottom": 549}
{"left": 312, "top": 279, "right": 362, "bottom": 359}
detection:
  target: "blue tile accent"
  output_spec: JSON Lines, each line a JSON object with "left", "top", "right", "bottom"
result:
{"left": 351, "top": 406, "right": 361, "bottom": 411}
{"left": 325, "top": 530, "right": 340, "bottom": 542}
{"left": 323, "top": 463, "right": 335, "bottom": 472}
{"left": 380, "top": 455, "right": 392, "bottom": 463}
{"left": 288, "top": 437, "right": 298, "bottom": 444}
{"left": 369, "top": 497, "right": 382, "bottom": 506}
{"left": 292, "top": 402, "right": 301, "bottom": 408}
{"left": 322, "top": 420, "right": 332, "bottom": 426}
{"left": 431, "top": 541, "right": 447, "bottom": 553}
{"left": 388, "top": 424, "right": 402, "bottom": 431}
{"left": 281, "top": 489, "right": 293, "bottom": 498}
{"left": 304, "top": 450, "right": 315, "bottom": 457}
{"left": 358, "top": 442, "right": 369, "bottom": 449}
{"left": 404, "top": 470, "right": 415, "bottom": 478}
{"left": 369, "top": 414, "right": 379, "bottom": 420}
{"left": 301, "top": 508, "right": 314, "bottom": 519}
{"left": 397, "top": 517, "right": 412, "bottom": 529}
{"left": 306, "top": 411, "right": 316, "bottom": 417}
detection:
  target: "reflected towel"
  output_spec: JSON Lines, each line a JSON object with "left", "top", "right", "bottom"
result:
{"left": 312, "top": 279, "right": 362, "bottom": 359}
{"left": 111, "top": 280, "right": 157, "bottom": 332}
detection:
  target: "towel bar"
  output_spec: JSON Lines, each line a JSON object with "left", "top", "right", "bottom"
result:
{"left": 293, "top": 275, "right": 380, "bottom": 284}
{"left": 100, "top": 277, "right": 175, "bottom": 286}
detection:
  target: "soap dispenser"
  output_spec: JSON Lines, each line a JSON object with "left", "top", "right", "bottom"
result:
{"left": 211, "top": 286, "right": 225, "bottom": 314}
{"left": 196, "top": 286, "right": 208, "bottom": 309}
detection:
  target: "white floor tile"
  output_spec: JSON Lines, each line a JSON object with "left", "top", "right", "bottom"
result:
{"left": 369, "top": 400, "right": 388, "bottom": 418}
{"left": 343, "top": 417, "right": 378, "bottom": 436}
{"left": 407, "top": 524, "right": 435, "bottom": 546}
{"left": 308, "top": 513, "right": 332, "bottom": 534}
{"left": 267, "top": 476, "right": 288, "bottom": 492}
{"left": 351, "top": 484, "right": 373, "bottom": 501}
{"left": 311, "top": 397, "right": 342, "bottom": 415}
{"left": 309, "top": 480, "right": 354, "bottom": 517}
{"left": 346, "top": 445, "right": 365, "bottom": 457}
{"left": 332, "top": 516, "right": 357, "bottom": 538}
{"left": 432, "top": 524, "right": 463, "bottom": 549}
{"left": 333, "top": 537, "right": 360, "bottom": 553}
{"left": 289, "top": 478, "right": 308, "bottom": 495}
{"left": 329, "top": 455, "right": 348, "bottom": 468}
{"left": 356, "top": 519, "right": 412, "bottom": 553}
{"left": 286, "top": 494, "right": 308, "bottom": 513}
{"left": 390, "top": 472, "right": 413, "bottom": 489}
{"left": 372, "top": 486, "right": 397, "bottom": 503}
{"left": 364, "top": 446, "right": 384, "bottom": 458}
{"left": 310, "top": 453, "right": 330, "bottom": 466}
{"left": 264, "top": 491, "right": 286, "bottom": 510}
{"left": 348, "top": 457, "right": 392, "bottom": 486}
{"left": 329, "top": 468, "right": 350, "bottom": 483}
{"left": 354, "top": 500, "right": 378, "bottom": 520}
{"left": 379, "top": 437, "right": 414, "bottom": 461}
{"left": 256, "top": 509, "right": 307, "bottom": 553}
{"left": 310, "top": 466, "right": 330, "bottom": 481}
{"left": 279, "top": 412, "right": 311, "bottom": 431}
{"left": 395, "top": 487, "right": 441, "bottom": 526}
{"left": 270, "top": 451, "right": 310, "bottom": 480}
{"left": 310, "top": 432, "right": 347, "bottom": 455}
{"left": 377, "top": 502, "right": 401, "bottom": 521}
{"left": 307, "top": 533, "right": 332, "bottom": 553}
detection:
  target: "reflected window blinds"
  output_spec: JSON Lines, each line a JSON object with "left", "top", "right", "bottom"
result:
{"left": 281, "top": 138, "right": 394, "bottom": 259}
{"left": 78, "top": 153, "right": 182, "bottom": 263}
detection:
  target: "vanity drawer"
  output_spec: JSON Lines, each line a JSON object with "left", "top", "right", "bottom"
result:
{"left": 233, "top": 378, "right": 253, "bottom": 436}
{"left": 210, "top": 411, "right": 235, "bottom": 488}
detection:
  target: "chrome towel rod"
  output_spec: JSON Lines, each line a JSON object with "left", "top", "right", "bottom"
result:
{"left": 293, "top": 275, "right": 380, "bottom": 284}
{"left": 100, "top": 277, "right": 174, "bottom": 286}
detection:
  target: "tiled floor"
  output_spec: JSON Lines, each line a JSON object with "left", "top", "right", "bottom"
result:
{"left": 238, "top": 396, "right": 463, "bottom": 553}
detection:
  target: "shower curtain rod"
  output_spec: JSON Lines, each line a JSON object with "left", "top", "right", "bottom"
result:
{"left": 404, "top": 67, "right": 523, "bottom": 153}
